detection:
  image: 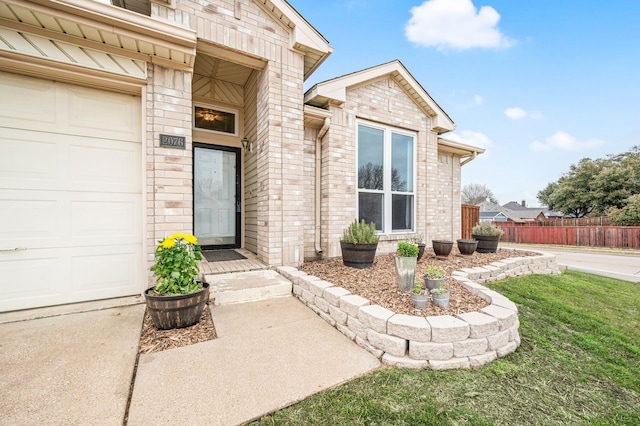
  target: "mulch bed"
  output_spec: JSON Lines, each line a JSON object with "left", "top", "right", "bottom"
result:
{"left": 138, "top": 303, "right": 217, "bottom": 354}
{"left": 300, "top": 248, "right": 537, "bottom": 317}
{"left": 138, "top": 248, "right": 535, "bottom": 353}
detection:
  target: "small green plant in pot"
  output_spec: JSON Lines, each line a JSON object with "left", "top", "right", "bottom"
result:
{"left": 471, "top": 222, "right": 504, "bottom": 253}
{"left": 424, "top": 265, "right": 445, "bottom": 291}
{"left": 397, "top": 241, "right": 419, "bottom": 257}
{"left": 411, "top": 279, "right": 429, "bottom": 310}
{"left": 395, "top": 241, "right": 419, "bottom": 293}
{"left": 340, "top": 219, "right": 379, "bottom": 269}
{"left": 145, "top": 233, "right": 209, "bottom": 330}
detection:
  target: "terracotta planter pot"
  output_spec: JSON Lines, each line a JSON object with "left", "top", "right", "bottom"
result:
{"left": 144, "top": 282, "right": 210, "bottom": 330}
{"left": 472, "top": 234, "right": 500, "bottom": 253}
{"left": 340, "top": 241, "right": 378, "bottom": 269}
{"left": 432, "top": 240, "right": 454, "bottom": 257}
{"left": 457, "top": 239, "right": 478, "bottom": 256}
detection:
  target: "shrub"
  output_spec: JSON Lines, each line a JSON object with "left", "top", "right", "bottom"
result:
{"left": 472, "top": 222, "right": 504, "bottom": 237}
{"left": 342, "top": 219, "right": 380, "bottom": 244}
{"left": 397, "top": 241, "right": 419, "bottom": 257}
{"left": 608, "top": 194, "right": 640, "bottom": 226}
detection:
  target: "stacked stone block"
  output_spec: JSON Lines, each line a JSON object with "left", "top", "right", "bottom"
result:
{"left": 278, "top": 251, "right": 559, "bottom": 370}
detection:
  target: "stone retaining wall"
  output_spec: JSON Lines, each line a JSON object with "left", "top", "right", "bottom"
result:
{"left": 276, "top": 250, "right": 559, "bottom": 370}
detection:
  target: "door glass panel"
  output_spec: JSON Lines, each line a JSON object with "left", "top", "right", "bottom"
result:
{"left": 194, "top": 147, "right": 237, "bottom": 246}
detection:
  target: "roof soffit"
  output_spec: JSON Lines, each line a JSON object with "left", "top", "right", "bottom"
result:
{"left": 0, "top": 0, "right": 196, "bottom": 68}
{"left": 304, "top": 60, "right": 455, "bottom": 133}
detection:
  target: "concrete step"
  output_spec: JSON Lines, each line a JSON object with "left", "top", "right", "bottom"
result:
{"left": 204, "top": 270, "right": 292, "bottom": 305}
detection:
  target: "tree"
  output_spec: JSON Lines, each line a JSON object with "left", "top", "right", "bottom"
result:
{"left": 537, "top": 146, "right": 640, "bottom": 217}
{"left": 608, "top": 194, "right": 640, "bottom": 226}
{"left": 462, "top": 183, "right": 497, "bottom": 205}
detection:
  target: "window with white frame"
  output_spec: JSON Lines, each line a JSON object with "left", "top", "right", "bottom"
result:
{"left": 357, "top": 121, "right": 415, "bottom": 233}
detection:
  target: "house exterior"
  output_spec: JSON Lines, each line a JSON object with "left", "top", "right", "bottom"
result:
{"left": 0, "top": 0, "right": 482, "bottom": 312}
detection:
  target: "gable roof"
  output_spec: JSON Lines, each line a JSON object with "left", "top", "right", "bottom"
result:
{"left": 303, "top": 60, "right": 455, "bottom": 133}
{"left": 257, "top": 0, "right": 333, "bottom": 80}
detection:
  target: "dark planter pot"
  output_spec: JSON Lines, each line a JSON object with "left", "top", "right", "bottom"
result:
{"left": 472, "top": 234, "right": 500, "bottom": 253}
{"left": 432, "top": 240, "right": 454, "bottom": 257}
{"left": 412, "top": 293, "right": 429, "bottom": 310}
{"left": 340, "top": 241, "right": 378, "bottom": 269}
{"left": 144, "top": 282, "right": 210, "bottom": 330}
{"left": 417, "top": 243, "right": 426, "bottom": 261}
{"left": 457, "top": 239, "right": 478, "bottom": 256}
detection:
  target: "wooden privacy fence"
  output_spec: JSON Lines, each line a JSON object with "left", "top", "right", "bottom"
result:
{"left": 496, "top": 223, "right": 640, "bottom": 249}
{"left": 461, "top": 204, "right": 479, "bottom": 239}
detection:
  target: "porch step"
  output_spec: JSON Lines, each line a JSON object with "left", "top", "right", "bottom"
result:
{"left": 204, "top": 270, "right": 292, "bottom": 305}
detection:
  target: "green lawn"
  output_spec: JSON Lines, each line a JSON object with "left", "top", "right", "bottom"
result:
{"left": 252, "top": 271, "right": 640, "bottom": 425}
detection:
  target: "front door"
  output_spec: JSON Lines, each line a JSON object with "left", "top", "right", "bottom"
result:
{"left": 193, "top": 144, "right": 241, "bottom": 249}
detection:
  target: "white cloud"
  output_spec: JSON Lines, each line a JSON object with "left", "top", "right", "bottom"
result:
{"left": 505, "top": 107, "right": 543, "bottom": 120}
{"left": 474, "top": 94, "right": 484, "bottom": 105}
{"left": 405, "top": 0, "right": 514, "bottom": 50}
{"left": 447, "top": 130, "right": 493, "bottom": 149}
{"left": 529, "top": 131, "right": 605, "bottom": 152}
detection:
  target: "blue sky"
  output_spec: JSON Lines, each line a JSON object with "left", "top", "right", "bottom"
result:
{"left": 289, "top": 0, "right": 640, "bottom": 207}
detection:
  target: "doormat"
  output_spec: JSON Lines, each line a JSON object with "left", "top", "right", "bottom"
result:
{"left": 202, "top": 250, "right": 247, "bottom": 262}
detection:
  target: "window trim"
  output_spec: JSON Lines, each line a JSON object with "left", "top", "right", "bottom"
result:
{"left": 356, "top": 120, "right": 417, "bottom": 234}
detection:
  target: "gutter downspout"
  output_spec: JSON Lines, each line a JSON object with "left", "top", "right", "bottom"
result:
{"left": 460, "top": 151, "right": 477, "bottom": 166}
{"left": 315, "top": 117, "right": 331, "bottom": 255}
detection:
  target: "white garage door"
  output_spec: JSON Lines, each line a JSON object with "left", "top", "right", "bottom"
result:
{"left": 0, "top": 71, "right": 143, "bottom": 312}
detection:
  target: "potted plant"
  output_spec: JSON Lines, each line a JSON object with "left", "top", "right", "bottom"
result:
{"left": 432, "top": 239, "right": 454, "bottom": 257}
{"left": 409, "top": 235, "right": 427, "bottom": 261}
{"left": 411, "top": 280, "right": 429, "bottom": 310}
{"left": 431, "top": 281, "right": 450, "bottom": 308}
{"left": 424, "top": 265, "right": 445, "bottom": 291}
{"left": 456, "top": 238, "right": 478, "bottom": 256}
{"left": 395, "top": 241, "right": 419, "bottom": 293}
{"left": 144, "top": 233, "right": 210, "bottom": 330}
{"left": 471, "top": 222, "right": 504, "bottom": 253}
{"left": 340, "top": 219, "right": 379, "bottom": 269}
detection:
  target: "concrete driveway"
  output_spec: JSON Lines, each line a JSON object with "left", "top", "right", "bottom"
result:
{"left": 503, "top": 243, "right": 640, "bottom": 282}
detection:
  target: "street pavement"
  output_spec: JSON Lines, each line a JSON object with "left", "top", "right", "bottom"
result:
{"left": 503, "top": 243, "right": 640, "bottom": 283}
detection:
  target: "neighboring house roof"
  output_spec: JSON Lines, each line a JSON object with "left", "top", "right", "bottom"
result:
{"left": 304, "top": 60, "right": 455, "bottom": 133}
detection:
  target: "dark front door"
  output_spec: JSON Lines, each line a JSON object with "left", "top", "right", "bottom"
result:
{"left": 193, "top": 143, "right": 241, "bottom": 249}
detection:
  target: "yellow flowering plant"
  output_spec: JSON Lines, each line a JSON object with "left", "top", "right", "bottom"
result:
{"left": 150, "top": 233, "right": 203, "bottom": 295}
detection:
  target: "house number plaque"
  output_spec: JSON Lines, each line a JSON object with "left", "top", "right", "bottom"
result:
{"left": 159, "top": 134, "right": 186, "bottom": 149}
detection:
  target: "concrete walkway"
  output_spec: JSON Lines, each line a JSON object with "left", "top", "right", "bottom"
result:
{"left": 0, "top": 296, "right": 380, "bottom": 426}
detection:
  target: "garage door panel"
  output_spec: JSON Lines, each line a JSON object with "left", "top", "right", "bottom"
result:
{"left": 71, "top": 247, "right": 141, "bottom": 294}
{"left": 0, "top": 73, "right": 57, "bottom": 130}
{"left": 0, "top": 130, "right": 58, "bottom": 185}
{"left": 0, "top": 193, "right": 61, "bottom": 244}
{"left": 70, "top": 197, "right": 140, "bottom": 242}
{"left": 69, "top": 138, "right": 141, "bottom": 192}
{"left": 68, "top": 86, "right": 141, "bottom": 142}
{"left": 0, "top": 255, "right": 64, "bottom": 311}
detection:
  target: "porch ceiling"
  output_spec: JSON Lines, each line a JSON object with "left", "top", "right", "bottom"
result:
{"left": 194, "top": 53, "right": 253, "bottom": 86}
